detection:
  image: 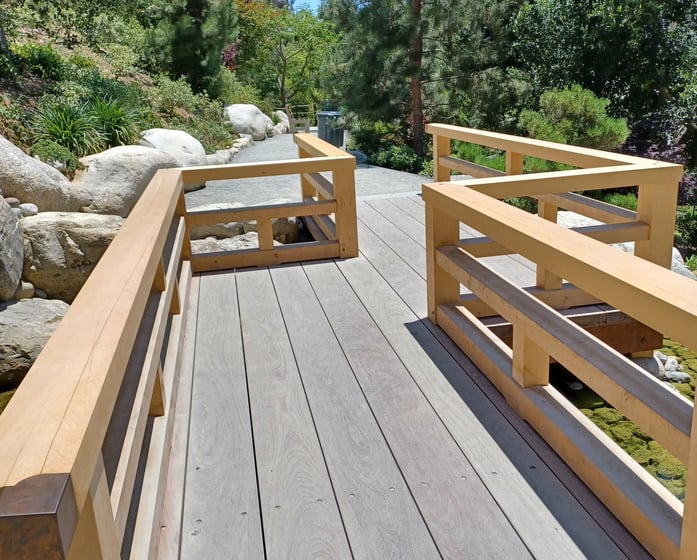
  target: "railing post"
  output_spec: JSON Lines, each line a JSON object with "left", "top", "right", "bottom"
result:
{"left": 426, "top": 202, "right": 460, "bottom": 323}
{"left": 333, "top": 167, "right": 358, "bottom": 258}
{"left": 634, "top": 182, "right": 679, "bottom": 268}
{"left": 433, "top": 133, "right": 451, "bottom": 182}
{"left": 536, "top": 201, "right": 563, "bottom": 290}
{"left": 505, "top": 151, "right": 523, "bottom": 176}
{"left": 68, "top": 457, "right": 119, "bottom": 559}
{"left": 298, "top": 147, "right": 315, "bottom": 199}
{"left": 512, "top": 328, "right": 549, "bottom": 387}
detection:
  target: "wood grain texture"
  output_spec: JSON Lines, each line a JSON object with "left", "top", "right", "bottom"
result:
{"left": 270, "top": 264, "right": 440, "bottom": 559}
{"left": 302, "top": 261, "right": 532, "bottom": 560}
{"left": 335, "top": 247, "right": 630, "bottom": 560}
{"left": 235, "top": 268, "right": 352, "bottom": 560}
{"left": 181, "top": 272, "right": 264, "bottom": 560}
{"left": 157, "top": 275, "right": 200, "bottom": 560}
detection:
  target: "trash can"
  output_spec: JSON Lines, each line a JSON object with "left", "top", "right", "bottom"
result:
{"left": 316, "top": 110, "right": 344, "bottom": 148}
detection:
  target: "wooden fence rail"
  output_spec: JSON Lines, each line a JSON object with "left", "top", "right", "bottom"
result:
{"left": 425, "top": 124, "right": 697, "bottom": 559}
{"left": 0, "top": 134, "right": 356, "bottom": 558}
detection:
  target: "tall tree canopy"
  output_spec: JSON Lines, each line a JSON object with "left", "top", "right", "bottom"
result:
{"left": 322, "top": 0, "right": 521, "bottom": 154}
{"left": 234, "top": 2, "right": 337, "bottom": 106}
{"left": 513, "top": 0, "right": 697, "bottom": 121}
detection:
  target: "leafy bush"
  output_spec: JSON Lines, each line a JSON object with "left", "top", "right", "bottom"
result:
{"left": 12, "top": 43, "right": 65, "bottom": 80}
{"left": 89, "top": 96, "right": 142, "bottom": 147}
{"left": 369, "top": 145, "right": 422, "bottom": 173}
{"left": 505, "top": 197, "right": 538, "bottom": 213}
{"left": 454, "top": 142, "right": 506, "bottom": 172}
{"left": 348, "top": 119, "right": 402, "bottom": 155}
{"left": 147, "top": 75, "right": 235, "bottom": 152}
{"left": 30, "top": 139, "right": 81, "bottom": 178}
{"left": 31, "top": 102, "right": 105, "bottom": 156}
{"left": 675, "top": 207, "right": 697, "bottom": 258}
{"left": 208, "top": 68, "right": 270, "bottom": 112}
{"left": 685, "top": 254, "right": 697, "bottom": 272}
{"left": 621, "top": 113, "right": 697, "bottom": 206}
{"left": 519, "top": 85, "right": 629, "bottom": 150}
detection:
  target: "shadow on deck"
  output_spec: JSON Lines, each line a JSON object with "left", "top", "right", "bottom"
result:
{"left": 162, "top": 194, "right": 650, "bottom": 559}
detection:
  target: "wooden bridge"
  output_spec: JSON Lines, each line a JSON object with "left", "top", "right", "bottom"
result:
{"left": 0, "top": 127, "right": 695, "bottom": 559}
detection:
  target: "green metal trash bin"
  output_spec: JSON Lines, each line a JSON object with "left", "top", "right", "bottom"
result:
{"left": 316, "top": 111, "right": 343, "bottom": 147}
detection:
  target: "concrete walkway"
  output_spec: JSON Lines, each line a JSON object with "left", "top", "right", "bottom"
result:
{"left": 185, "top": 131, "right": 428, "bottom": 209}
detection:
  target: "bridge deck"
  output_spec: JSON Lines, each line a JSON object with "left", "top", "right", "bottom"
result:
{"left": 158, "top": 195, "right": 650, "bottom": 559}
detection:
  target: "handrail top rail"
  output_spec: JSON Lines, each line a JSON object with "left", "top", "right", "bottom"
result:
{"left": 427, "top": 123, "right": 656, "bottom": 168}
{"left": 294, "top": 132, "right": 351, "bottom": 159}
{"left": 179, "top": 154, "right": 354, "bottom": 184}
{"left": 0, "top": 168, "right": 183, "bottom": 503}
{"left": 423, "top": 182, "right": 697, "bottom": 351}
{"left": 441, "top": 161, "right": 683, "bottom": 198}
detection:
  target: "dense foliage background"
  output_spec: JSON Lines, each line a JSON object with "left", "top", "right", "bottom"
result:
{"left": 0, "top": 0, "right": 695, "bottom": 255}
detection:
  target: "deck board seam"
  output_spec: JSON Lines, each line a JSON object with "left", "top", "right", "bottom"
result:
{"left": 419, "top": 317, "right": 639, "bottom": 559}
{"left": 333, "top": 254, "right": 536, "bottom": 558}
{"left": 300, "top": 259, "right": 445, "bottom": 559}
{"left": 266, "top": 265, "right": 356, "bottom": 560}
{"left": 356, "top": 214, "right": 426, "bottom": 282}
{"left": 177, "top": 274, "right": 203, "bottom": 560}
{"left": 363, "top": 198, "right": 426, "bottom": 248}
{"left": 233, "top": 270, "right": 269, "bottom": 560}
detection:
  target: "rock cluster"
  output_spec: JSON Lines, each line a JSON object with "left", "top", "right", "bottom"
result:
{"left": 0, "top": 120, "right": 262, "bottom": 393}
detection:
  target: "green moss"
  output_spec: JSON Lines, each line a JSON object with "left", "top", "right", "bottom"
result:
{"left": 567, "top": 389, "right": 605, "bottom": 410}
{"left": 0, "top": 389, "right": 16, "bottom": 415}
{"left": 592, "top": 407, "right": 624, "bottom": 425}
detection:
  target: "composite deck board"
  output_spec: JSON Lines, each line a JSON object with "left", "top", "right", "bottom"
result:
{"left": 181, "top": 272, "right": 264, "bottom": 559}
{"left": 336, "top": 245, "right": 631, "bottom": 559}
{"left": 158, "top": 276, "right": 200, "bottom": 559}
{"left": 235, "top": 268, "right": 352, "bottom": 559}
{"left": 302, "top": 260, "right": 533, "bottom": 559}
{"left": 270, "top": 265, "right": 441, "bottom": 559}
{"left": 162, "top": 191, "right": 651, "bottom": 560}
{"left": 384, "top": 195, "right": 537, "bottom": 283}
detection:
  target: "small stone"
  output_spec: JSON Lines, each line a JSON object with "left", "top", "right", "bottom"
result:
{"left": 664, "top": 357, "right": 679, "bottom": 372}
{"left": 11, "top": 207, "right": 21, "bottom": 219}
{"left": 19, "top": 203, "right": 39, "bottom": 217}
{"left": 4, "top": 197, "right": 20, "bottom": 208}
{"left": 34, "top": 289, "right": 48, "bottom": 299}
{"left": 14, "top": 281, "right": 34, "bottom": 300}
{"left": 633, "top": 356, "right": 665, "bottom": 379}
{"left": 664, "top": 370, "right": 692, "bottom": 383}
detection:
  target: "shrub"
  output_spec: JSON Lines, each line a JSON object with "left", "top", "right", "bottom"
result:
{"left": 348, "top": 119, "right": 401, "bottom": 155}
{"left": 519, "top": 85, "right": 629, "bottom": 150}
{"left": 89, "top": 96, "right": 142, "bottom": 147}
{"left": 30, "top": 139, "right": 81, "bottom": 178}
{"left": 12, "top": 43, "right": 65, "bottom": 80}
{"left": 147, "top": 76, "right": 235, "bottom": 151}
{"left": 675, "top": 207, "right": 697, "bottom": 258}
{"left": 369, "top": 145, "right": 422, "bottom": 173}
{"left": 31, "top": 102, "right": 105, "bottom": 156}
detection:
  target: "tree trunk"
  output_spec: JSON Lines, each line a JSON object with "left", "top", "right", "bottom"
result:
{"left": 409, "top": 0, "right": 425, "bottom": 157}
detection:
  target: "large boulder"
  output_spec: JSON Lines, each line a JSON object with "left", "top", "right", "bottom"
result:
{"left": 223, "top": 104, "right": 274, "bottom": 141}
{"left": 0, "top": 134, "right": 80, "bottom": 211}
{"left": 139, "top": 128, "right": 206, "bottom": 167}
{"left": 0, "top": 197, "right": 23, "bottom": 301}
{"left": 139, "top": 128, "right": 207, "bottom": 192}
{"left": 74, "top": 145, "right": 178, "bottom": 217}
{"left": 191, "top": 232, "right": 281, "bottom": 253}
{"left": 22, "top": 212, "right": 124, "bottom": 302}
{"left": 0, "top": 298, "right": 69, "bottom": 387}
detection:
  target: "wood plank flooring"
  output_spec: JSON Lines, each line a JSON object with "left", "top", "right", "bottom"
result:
{"left": 160, "top": 195, "right": 651, "bottom": 560}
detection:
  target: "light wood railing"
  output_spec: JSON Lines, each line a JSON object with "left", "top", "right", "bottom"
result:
{"left": 183, "top": 133, "right": 357, "bottom": 272}
{"left": 425, "top": 124, "right": 697, "bottom": 559}
{"left": 0, "top": 134, "right": 357, "bottom": 558}
{"left": 0, "top": 169, "right": 190, "bottom": 559}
